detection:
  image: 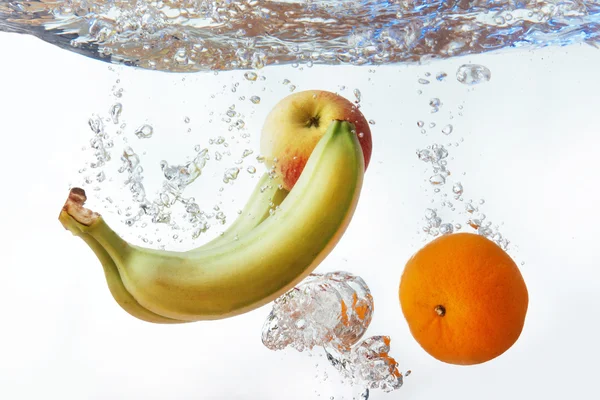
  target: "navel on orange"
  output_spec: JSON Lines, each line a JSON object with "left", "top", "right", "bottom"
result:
{"left": 399, "top": 233, "right": 528, "bottom": 365}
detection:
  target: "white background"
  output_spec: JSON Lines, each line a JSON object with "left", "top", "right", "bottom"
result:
{"left": 0, "top": 32, "right": 599, "bottom": 399}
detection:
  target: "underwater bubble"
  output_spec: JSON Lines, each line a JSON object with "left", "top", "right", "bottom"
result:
{"left": 429, "top": 174, "right": 446, "bottom": 185}
{"left": 244, "top": 71, "right": 258, "bottom": 81}
{"left": 439, "top": 223, "right": 454, "bottom": 235}
{"left": 452, "top": 182, "right": 463, "bottom": 196}
{"left": 223, "top": 167, "right": 240, "bottom": 183}
{"left": 110, "top": 103, "right": 123, "bottom": 124}
{"left": 135, "top": 124, "right": 154, "bottom": 139}
{"left": 456, "top": 64, "right": 491, "bottom": 85}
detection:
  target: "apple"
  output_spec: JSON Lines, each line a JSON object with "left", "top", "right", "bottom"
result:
{"left": 260, "top": 90, "right": 372, "bottom": 191}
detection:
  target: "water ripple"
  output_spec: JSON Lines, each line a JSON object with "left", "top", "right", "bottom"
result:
{"left": 0, "top": 0, "right": 599, "bottom": 72}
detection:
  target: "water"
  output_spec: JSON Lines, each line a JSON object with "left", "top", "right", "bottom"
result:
{"left": 1, "top": 1, "right": 599, "bottom": 72}
{"left": 262, "top": 271, "right": 374, "bottom": 352}
{"left": 325, "top": 336, "right": 404, "bottom": 393}
{"left": 262, "top": 271, "right": 404, "bottom": 395}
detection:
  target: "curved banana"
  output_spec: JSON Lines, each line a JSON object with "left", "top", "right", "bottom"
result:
{"left": 60, "top": 120, "right": 364, "bottom": 322}
{"left": 60, "top": 173, "right": 287, "bottom": 324}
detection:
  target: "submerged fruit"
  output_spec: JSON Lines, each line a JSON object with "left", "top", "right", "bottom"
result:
{"left": 399, "top": 232, "right": 528, "bottom": 365}
{"left": 260, "top": 90, "right": 372, "bottom": 191}
{"left": 60, "top": 120, "right": 365, "bottom": 323}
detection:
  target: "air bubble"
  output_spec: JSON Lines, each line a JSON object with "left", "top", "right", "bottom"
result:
{"left": 424, "top": 208, "right": 436, "bottom": 219}
{"left": 429, "top": 174, "right": 446, "bottom": 185}
{"left": 88, "top": 116, "right": 104, "bottom": 135}
{"left": 465, "top": 202, "right": 477, "bottom": 213}
{"left": 244, "top": 72, "right": 258, "bottom": 81}
{"left": 110, "top": 103, "right": 122, "bottom": 124}
{"left": 135, "top": 124, "right": 154, "bottom": 139}
{"left": 452, "top": 182, "right": 463, "bottom": 196}
{"left": 439, "top": 223, "right": 454, "bottom": 235}
{"left": 173, "top": 49, "right": 188, "bottom": 65}
{"left": 456, "top": 64, "right": 491, "bottom": 85}
{"left": 223, "top": 167, "right": 240, "bottom": 183}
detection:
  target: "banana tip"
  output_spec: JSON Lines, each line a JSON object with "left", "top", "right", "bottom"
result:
{"left": 60, "top": 187, "right": 99, "bottom": 227}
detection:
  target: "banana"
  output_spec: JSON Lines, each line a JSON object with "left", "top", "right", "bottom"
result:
{"left": 60, "top": 192, "right": 184, "bottom": 324}
{"left": 60, "top": 173, "right": 287, "bottom": 324}
{"left": 60, "top": 120, "right": 364, "bottom": 322}
{"left": 198, "top": 172, "right": 287, "bottom": 251}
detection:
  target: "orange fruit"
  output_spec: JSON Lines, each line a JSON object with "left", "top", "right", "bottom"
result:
{"left": 399, "top": 232, "right": 528, "bottom": 365}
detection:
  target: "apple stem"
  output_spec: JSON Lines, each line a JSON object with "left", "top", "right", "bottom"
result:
{"left": 306, "top": 116, "right": 320, "bottom": 128}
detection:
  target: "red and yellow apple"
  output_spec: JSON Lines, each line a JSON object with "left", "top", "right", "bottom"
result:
{"left": 260, "top": 90, "right": 372, "bottom": 191}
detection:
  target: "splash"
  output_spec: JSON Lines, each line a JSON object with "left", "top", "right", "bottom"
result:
{"left": 326, "top": 336, "right": 404, "bottom": 393}
{"left": 1, "top": 1, "right": 599, "bottom": 72}
{"left": 262, "top": 271, "right": 374, "bottom": 352}
{"left": 262, "top": 271, "right": 406, "bottom": 395}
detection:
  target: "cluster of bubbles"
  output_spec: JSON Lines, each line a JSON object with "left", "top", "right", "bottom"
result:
{"left": 262, "top": 272, "right": 407, "bottom": 397}
{"left": 75, "top": 76, "right": 267, "bottom": 246}
{"left": 414, "top": 63, "right": 508, "bottom": 249}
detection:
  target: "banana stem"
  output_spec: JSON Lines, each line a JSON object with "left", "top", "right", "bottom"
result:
{"left": 59, "top": 189, "right": 185, "bottom": 324}
{"left": 59, "top": 188, "right": 134, "bottom": 270}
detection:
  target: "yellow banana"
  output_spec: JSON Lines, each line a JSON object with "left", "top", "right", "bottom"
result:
{"left": 198, "top": 172, "right": 287, "bottom": 251}
{"left": 59, "top": 120, "right": 364, "bottom": 322}
{"left": 59, "top": 173, "right": 287, "bottom": 324}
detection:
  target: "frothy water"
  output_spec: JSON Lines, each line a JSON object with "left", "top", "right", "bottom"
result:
{"left": 261, "top": 271, "right": 405, "bottom": 395}
{"left": 325, "top": 336, "right": 404, "bottom": 393}
{"left": 262, "top": 271, "right": 374, "bottom": 352}
{"left": 1, "top": 1, "right": 599, "bottom": 72}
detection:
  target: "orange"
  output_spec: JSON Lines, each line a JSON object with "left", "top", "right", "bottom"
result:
{"left": 399, "top": 232, "right": 528, "bottom": 365}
